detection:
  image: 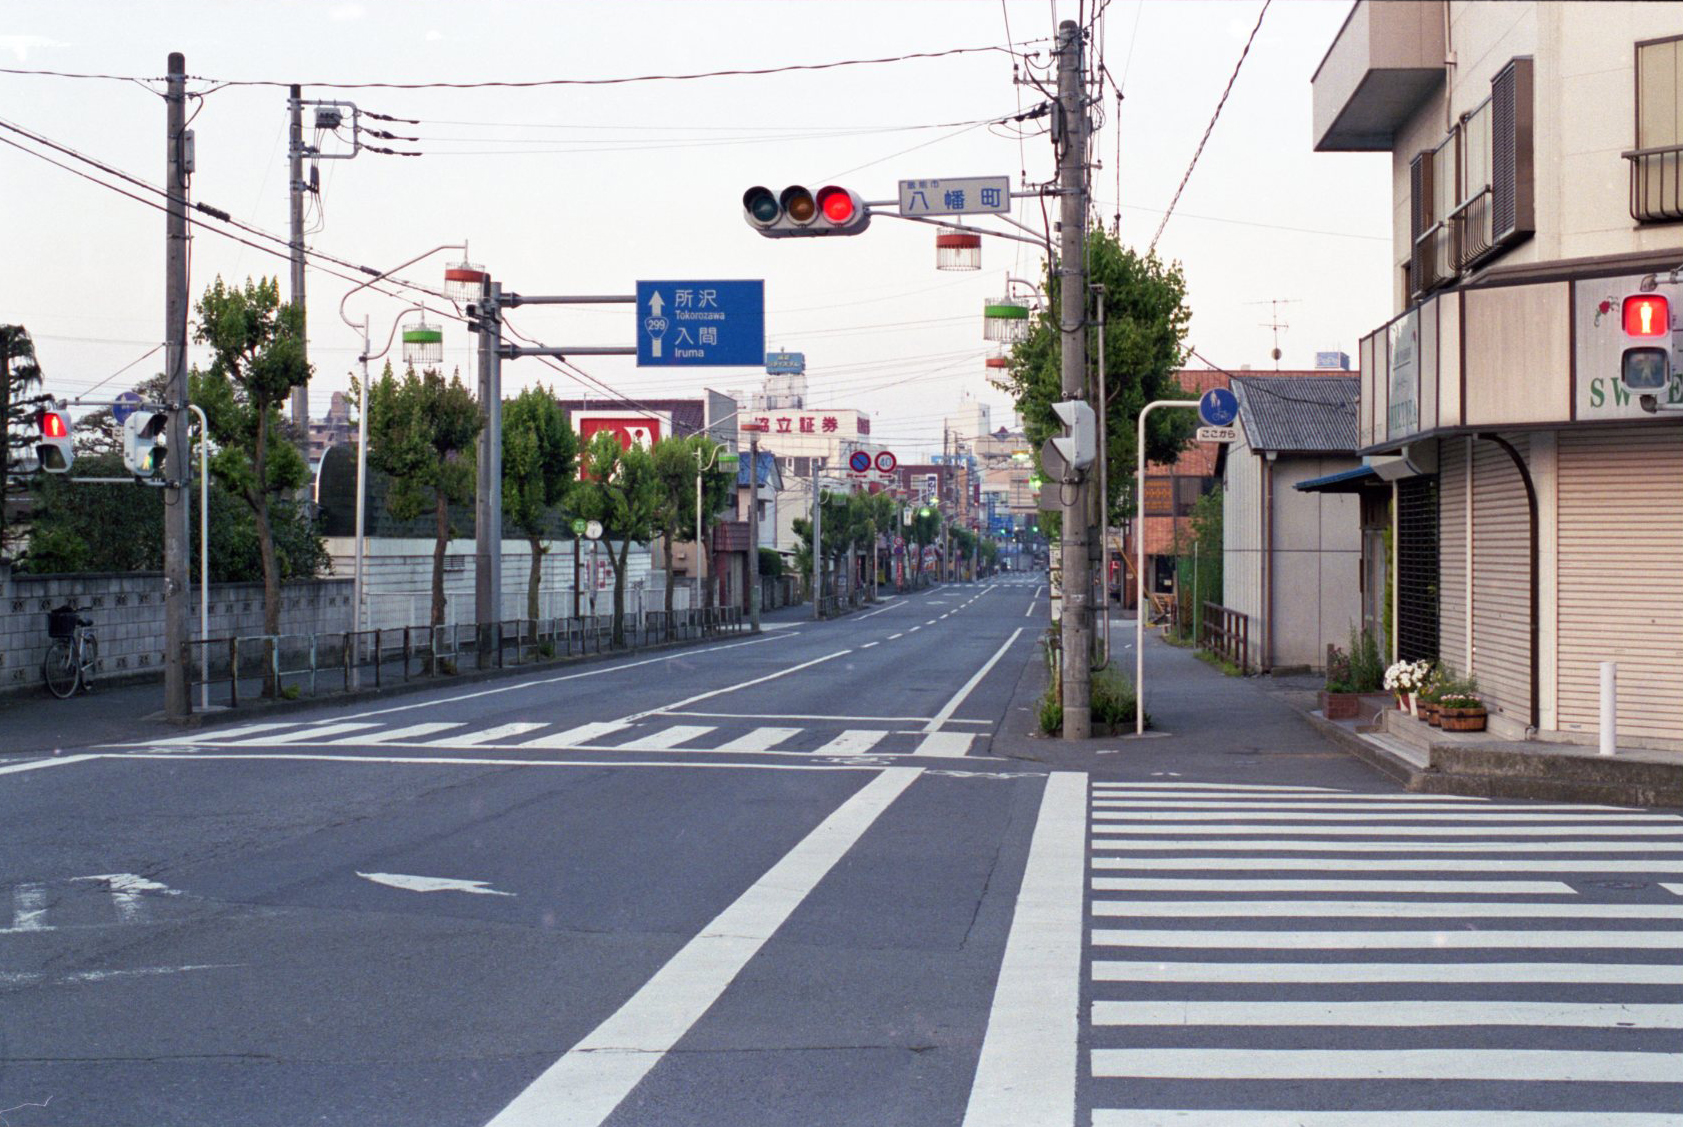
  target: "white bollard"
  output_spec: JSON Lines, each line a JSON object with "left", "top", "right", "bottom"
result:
{"left": 1599, "top": 661, "right": 1617, "bottom": 757}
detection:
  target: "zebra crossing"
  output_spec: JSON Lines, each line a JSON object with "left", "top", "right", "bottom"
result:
{"left": 127, "top": 716, "right": 989, "bottom": 759}
{"left": 1084, "top": 780, "right": 1683, "bottom": 1125}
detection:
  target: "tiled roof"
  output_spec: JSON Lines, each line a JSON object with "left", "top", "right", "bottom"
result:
{"left": 1230, "top": 375, "right": 1359, "bottom": 453}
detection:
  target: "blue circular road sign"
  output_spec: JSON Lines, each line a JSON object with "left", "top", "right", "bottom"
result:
{"left": 113, "top": 390, "right": 143, "bottom": 425}
{"left": 1199, "top": 387, "right": 1239, "bottom": 427}
{"left": 849, "top": 450, "right": 872, "bottom": 473}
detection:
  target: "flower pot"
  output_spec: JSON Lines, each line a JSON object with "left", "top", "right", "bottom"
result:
{"left": 1408, "top": 691, "right": 1420, "bottom": 717}
{"left": 1422, "top": 702, "right": 1442, "bottom": 727}
{"left": 1439, "top": 707, "right": 1487, "bottom": 732}
{"left": 1321, "top": 690, "right": 1363, "bottom": 720}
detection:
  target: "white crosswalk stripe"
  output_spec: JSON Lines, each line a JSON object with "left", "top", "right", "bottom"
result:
{"left": 613, "top": 725, "right": 716, "bottom": 751}
{"left": 811, "top": 730, "right": 889, "bottom": 756}
{"left": 1085, "top": 782, "right": 1683, "bottom": 1124}
{"left": 709, "top": 727, "right": 802, "bottom": 753}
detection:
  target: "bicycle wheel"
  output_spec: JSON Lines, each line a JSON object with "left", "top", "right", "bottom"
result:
{"left": 42, "top": 639, "right": 79, "bottom": 699}
{"left": 79, "top": 634, "right": 98, "bottom": 689}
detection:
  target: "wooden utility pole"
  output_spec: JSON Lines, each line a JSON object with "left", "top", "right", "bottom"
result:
{"left": 163, "top": 52, "right": 191, "bottom": 719}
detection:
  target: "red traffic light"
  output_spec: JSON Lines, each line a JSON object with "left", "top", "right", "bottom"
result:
{"left": 39, "top": 410, "right": 68, "bottom": 439}
{"left": 1623, "top": 294, "right": 1669, "bottom": 337}
{"left": 816, "top": 185, "right": 855, "bottom": 224}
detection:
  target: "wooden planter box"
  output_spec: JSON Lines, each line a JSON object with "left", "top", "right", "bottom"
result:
{"left": 1439, "top": 706, "right": 1488, "bottom": 732}
{"left": 1320, "top": 690, "right": 1392, "bottom": 721}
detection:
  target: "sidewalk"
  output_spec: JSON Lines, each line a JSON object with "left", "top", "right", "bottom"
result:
{"left": 990, "top": 619, "right": 1682, "bottom": 808}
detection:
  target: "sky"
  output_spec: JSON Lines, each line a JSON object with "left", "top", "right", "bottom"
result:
{"left": 0, "top": 0, "right": 1391, "bottom": 460}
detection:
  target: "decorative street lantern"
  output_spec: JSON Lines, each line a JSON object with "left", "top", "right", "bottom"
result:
{"left": 444, "top": 260, "right": 489, "bottom": 302}
{"left": 935, "top": 231, "right": 982, "bottom": 271}
{"left": 984, "top": 352, "right": 1011, "bottom": 373}
{"left": 983, "top": 298, "right": 1031, "bottom": 343}
{"left": 401, "top": 316, "right": 444, "bottom": 365}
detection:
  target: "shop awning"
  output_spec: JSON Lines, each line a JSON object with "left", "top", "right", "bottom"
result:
{"left": 1293, "top": 465, "right": 1381, "bottom": 494}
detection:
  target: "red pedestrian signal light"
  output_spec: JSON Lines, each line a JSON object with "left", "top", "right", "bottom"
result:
{"left": 36, "top": 407, "right": 73, "bottom": 473}
{"left": 1622, "top": 294, "right": 1669, "bottom": 337}
{"left": 743, "top": 183, "right": 870, "bottom": 238}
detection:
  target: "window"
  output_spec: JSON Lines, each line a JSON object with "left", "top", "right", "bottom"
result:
{"left": 1143, "top": 476, "right": 1174, "bottom": 517}
{"left": 1410, "top": 134, "right": 1456, "bottom": 298}
{"left": 1630, "top": 36, "right": 1683, "bottom": 221}
{"left": 1453, "top": 98, "right": 1495, "bottom": 267}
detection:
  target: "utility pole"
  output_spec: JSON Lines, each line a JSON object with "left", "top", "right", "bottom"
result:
{"left": 1056, "top": 19, "right": 1093, "bottom": 739}
{"left": 288, "top": 85, "right": 309, "bottom": 435}
{"left": 163, "top": 52, "right": 191, "bottom": 720}
{"left": 476, "top": 280, "right": 503, "bottom": 656}
{"left": 811, "top": 462, "right": 822, "bottom": 620}
{"left": 746, "top": 426, "right": 762, "bottom": 632}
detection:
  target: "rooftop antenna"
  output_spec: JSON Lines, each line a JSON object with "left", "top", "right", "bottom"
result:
{"left": 1247, "top": 298, "right": 1298, "bottom": 369}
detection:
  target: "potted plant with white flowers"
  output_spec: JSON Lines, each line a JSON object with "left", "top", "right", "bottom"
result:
{"left": 1383, "top": 659, "right": 1433, "bottom": 716}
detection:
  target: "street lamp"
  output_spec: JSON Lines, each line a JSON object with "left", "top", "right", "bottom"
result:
{"left": 337, "top": 242, "right": 471, "bottom": 670}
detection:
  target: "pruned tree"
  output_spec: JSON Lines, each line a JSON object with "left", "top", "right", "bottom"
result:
{"left": 502, "top": 383, "right": 578, "bottom": 621}
{"left": 567, "top": 430, "right": 661, "bottom": 646}
{"left": 650, "top": 434, "right": 698, "bottom": 633}
{"left": 1, "top": 323, "right": 48, "bottom": 560}
{"left": 364, "top": 361, "right": 481, "bottom": 628}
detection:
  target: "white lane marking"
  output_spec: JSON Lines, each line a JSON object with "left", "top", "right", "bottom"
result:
{"left": 855, "top": 601, "right": 904, "bottom": 620}
{"left": 1023, "top": 600, "right": 1037, "bottom": 617}
{"left": 910, "top": 626, "right": 921, "bottom": 632}
{"left": 484, "top": 767, "right": 922, "bottom": 1127}
{"left": 1094, "top": 1111, "right": 1683, "bottom": 1126}
{"left": 1090, "top": 823, "right": 1683, "bottom": 836}
{"left": 0, "top": 754, "right": 99, "bottom": 776}
{"left": 1092, "top": 961, "right": 1683, "bottom": 984}
{"left": 1092, "top": 929, "right": 1683, "bottom": 948}
{"left": 10, "top": 884, "right": 47, "bottom": 931}
{"left": 913, "top": 732, "right": 976, "bottom": 757}
{"left": 1095, "top": 856, "right": 1683, "bottom": 872}
{"left": 1090, "top": 877, "right": 1575, "bottom": 894}
{"left": 1091, "top": 782, "right": 1341, "bottom": 793}
{"left": 1089, "top": 1047, "right": 1683, "bottom": 1083}
{"left": 1665, "top": 882, "right": 1683, "bottom": 896}
{"left": 710, "top": 727, "right": 802, "bottom": 754}
{"left": 0, "top": 963, "right": 242, "bottom": 987}
{"left": 962, "top": 772, "right": 1086, "bottom": 1127}
{"left": 104, "top": 752, "right": 892, "bottom": 774}
{"left": 926, "top": 620, "right": 939, "bottom": 626}
{"left": 667, "top": 711, "right": 989, "bottom": 725}
{"left": 1090, "top": 799, "right": 1622, "bottom": 811}
{"left": 157, "top": 722, "right": 306, "bottom": 744}
{"left": 1092, "top": 809, "right": 1683, "bottom": 823}
{"left": 1090, "top": 999, "right": 1683, "bottom": 1028}
{"left": 428, "top": 722, "right": 548, "bottom": 747}
{"left": 357, "top": 872, "right": 514, "bottom": 896}
{"left": 336, "top": 722, "right": 464, "bottom": 745}
{"left": 618, "top": 649, "right": 851, "bottom": 724}
{"left": 518, "top": 721, "right": 632, "bottom": 749}
{"left": 811, "top": 730, "right": 889, "bottom": 757}
{"left": 1092, "top": 899, "right": 1683, "bottom": 919}
{"left": 1089, "top": 838, "right": 1683, "bottom": 853}
{"left": 231, "top": 722, "right": 383, "bottom": 746}
{"left": 924, "top": 628, "right": 1024, "bottom": 734}
{"left": 613, "top": 725, "right": 716, "bottom": 751}
{"left": 888, "top": 633, "right": 905, "bottom": 640}
{"left": 861, "top": 641, "right": 880, "bottom": 649}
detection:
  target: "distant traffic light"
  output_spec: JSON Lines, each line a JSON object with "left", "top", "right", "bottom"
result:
{"left": 36, "top": 406, "right": 73, "bottom": 473}
{"left": 123, "top": 409, "right": 169, "bottom": 478}
{"left": 743, "top": 184, "right": 871, "bottom": 237}
{"left": 1050, "top": 399, "right": 1096, "bottom": 472}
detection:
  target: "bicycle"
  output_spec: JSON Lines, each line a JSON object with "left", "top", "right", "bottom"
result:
{"left": 43, "top": 604, "right": 97, "bottom": 699}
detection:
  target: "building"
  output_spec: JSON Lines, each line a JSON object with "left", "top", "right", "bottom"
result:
{"left": 1312, "top": 1, "right": 1683, "bottom": 744}
{"left": 307, "top": 391, "right": 354, "bottom": 470}
{"left": 1219, "top": 375, "right": 1364, "bottom": 672}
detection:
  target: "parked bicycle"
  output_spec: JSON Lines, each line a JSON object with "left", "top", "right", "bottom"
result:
{"left": 43, "top": 603, "right": 97, "bottom": 699}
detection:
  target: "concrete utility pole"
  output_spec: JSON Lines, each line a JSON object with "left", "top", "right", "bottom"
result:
{"left": 746, "top": 426, "right": 762, "bottom": 632}
{"left": 163, "top": 52, "right": 191, "bottom": 720}
{"left": 1056, "top": 19, "right": 1094, "bottom": 739}
{"left": 476, "top": 280, "right": 503, "bottom": 656}
{"left": 288, "top": 85, "right": 309, "bottom": 434}
{"left": 811, "top": 462, "right": 822, "bottom": 620}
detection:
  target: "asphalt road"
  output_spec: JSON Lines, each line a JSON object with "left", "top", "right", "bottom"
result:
{"left": 2, "top": 576, "right": 1680, "bottom": 1126}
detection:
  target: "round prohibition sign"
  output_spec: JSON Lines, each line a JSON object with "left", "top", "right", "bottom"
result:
{"left": 849, "top": 450, "right": 872, "bottom": 473}
{"left": 874, "top": 451, "right": 898, "bottom": 473}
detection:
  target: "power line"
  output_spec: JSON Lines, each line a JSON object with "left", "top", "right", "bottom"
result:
{"left": 1147, "top": 0, "right": 1270, "bottom": 255}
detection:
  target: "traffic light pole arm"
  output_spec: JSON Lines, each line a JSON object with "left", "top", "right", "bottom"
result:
{"left": 1135, "top": 398, "right": 1201, "bottom": 737}
{"left": 337, "top": 242, "right": 469, "bottom": 338}
{"left": 503, "top": 294, "right": 635, "bottom": 307}
{"left": 498, "top": 345, "right": 636, "bottom": 359}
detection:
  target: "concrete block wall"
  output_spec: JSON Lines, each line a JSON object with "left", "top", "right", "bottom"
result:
{"left": 0, "top": 564, "right": 352, "bottom": 694}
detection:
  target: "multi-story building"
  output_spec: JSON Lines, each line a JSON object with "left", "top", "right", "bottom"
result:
{"left": 1313, "top": 1, "right": 1683, "bottom": 744}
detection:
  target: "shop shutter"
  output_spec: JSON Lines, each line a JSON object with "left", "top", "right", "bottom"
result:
{"left": 1438, "top": 438, "right": 1469, "bottom": 673}
{"left": 1396, "top": 475, "right": 1440, "bottom": 663}
{"left": 1557, "top": 428, "right": 1683, "bottom": 741}
{"left": 1470, "top": 436, "right": 1531, "bottom": 729}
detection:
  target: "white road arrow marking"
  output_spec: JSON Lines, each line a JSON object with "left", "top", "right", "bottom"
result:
{"left": 356, "top": 872, "right": 514, "bottom": 897}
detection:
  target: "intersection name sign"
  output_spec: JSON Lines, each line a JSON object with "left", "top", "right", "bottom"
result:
{"left": 897, "top": 177, "right": 1010, "bottom": 217}
{"left": 636, "top": 280, "right": 765, "bottom": 367}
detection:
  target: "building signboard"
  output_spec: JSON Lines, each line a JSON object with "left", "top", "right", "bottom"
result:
{"left": 1387, "top": 308, "right": 1420, "bottom": 441}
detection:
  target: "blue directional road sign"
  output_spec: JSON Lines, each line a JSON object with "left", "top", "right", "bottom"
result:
{"left": 112, "top": 390, "right": 143, "bottom": 425}
{"left": 636, "top": 280, "right": 764, "bottom": 367}
{"left": 1199, "top": 387, "right": 1239, "bottom": 427}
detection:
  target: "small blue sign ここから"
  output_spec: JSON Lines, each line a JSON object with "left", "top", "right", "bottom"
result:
{"left": 112, "top": 390, "right": 143, "bottom": 425}
{"left": 1199, "top": 387, "right": 1239, "bottom": 427}
{"left": 636, "top": 280, "right": 765, "bottom": 368}
{"left": 849, "top": 450, "right": 872, "bottom": 473}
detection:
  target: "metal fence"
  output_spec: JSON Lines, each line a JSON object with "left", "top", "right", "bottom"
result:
{"left": 187, "top": 605, "right": 746, "bottom": 708}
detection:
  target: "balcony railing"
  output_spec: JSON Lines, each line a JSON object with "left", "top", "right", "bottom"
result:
{"left": 1411, "top": 220, "right": 1455, "bottom": 299}
{"left": 1624, "top": 143, "right": 1683, "bottom": 223}
{"left": 1450, "top": 185, "right": 1495, "bottom": 270}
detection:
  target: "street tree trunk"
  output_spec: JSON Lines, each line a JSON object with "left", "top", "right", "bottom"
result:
{"left": 252, "top": 404, "right": 281, "bottom": 698}
{"left": 609, "top": 538, "right": 630, "bottom": 647}
{"left": 527, "top": 536, "right": 545, "bottom": 622}
{"left": 431, "top": 490, "right": 449, "bottom": 628}
{"left": 663, "top": 534, "right": 675, "bottom": 640}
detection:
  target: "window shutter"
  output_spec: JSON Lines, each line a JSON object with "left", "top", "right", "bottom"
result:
{"left": 1410, "top": 150, "right": 1431, "bottom": 241}
{"left": 1491, "top": 57, "right": 1535, "bottom": 242}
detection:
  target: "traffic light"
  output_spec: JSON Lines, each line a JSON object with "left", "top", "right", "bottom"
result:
{"left": 742, "top": 184, "right": 871, "bottom": 237}
{"left": 123, "top": 409, "right": 168, "bottom": 478}
{"left": 35, "top": 406, "right": 73, "bottom": 473}
{"left": 1050, "top": 399, "right": 1096, "bottom": 472}
{"left": 1621, "top": 293, "right": 1672, "bottom": 394}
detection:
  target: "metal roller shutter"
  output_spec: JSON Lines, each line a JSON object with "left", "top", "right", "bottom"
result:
{"left": 1471, "top": 435, "right": 1531, "bottom": 730}
{"left": 1396, "top": 476, "right": 1440, "bottom": 663}
{"left": 1438, "top": 439, "right": 1469, "bottom": 674}
{"left": 1557, "top": 428, "right": 1683, "bottom": 742}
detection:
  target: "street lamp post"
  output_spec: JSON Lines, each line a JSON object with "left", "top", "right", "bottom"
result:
{"left": 742, "top": 421, "right": 767, "bottom": 633}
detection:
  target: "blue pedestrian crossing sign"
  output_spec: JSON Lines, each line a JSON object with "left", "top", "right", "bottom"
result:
{"left": 1199, "top": 387, "right": 1239, "bottom": 427}
{"left": 636, "top": 280, "right": 765, "bottom": 367}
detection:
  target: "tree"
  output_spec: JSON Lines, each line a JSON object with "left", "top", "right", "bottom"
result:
{"left": 1, "top": 324, "right": 48, "bottom": 560}
{"left": 191, "top": 276, "right": 311, "bottom": 683}
{"left": 995, "top": 228, "right": 1194, "bottom": 529}
{"left": 364, "top": 362, "right": 480, "bottom": 628}
{"left": 502, "top": 384, "right": 578, "bottom": 621}
{"left": 651, "top": 435, "right": 697, "bottom": 632}
{"left": 567, "top": 430, "right": 661, "bottom": 646}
